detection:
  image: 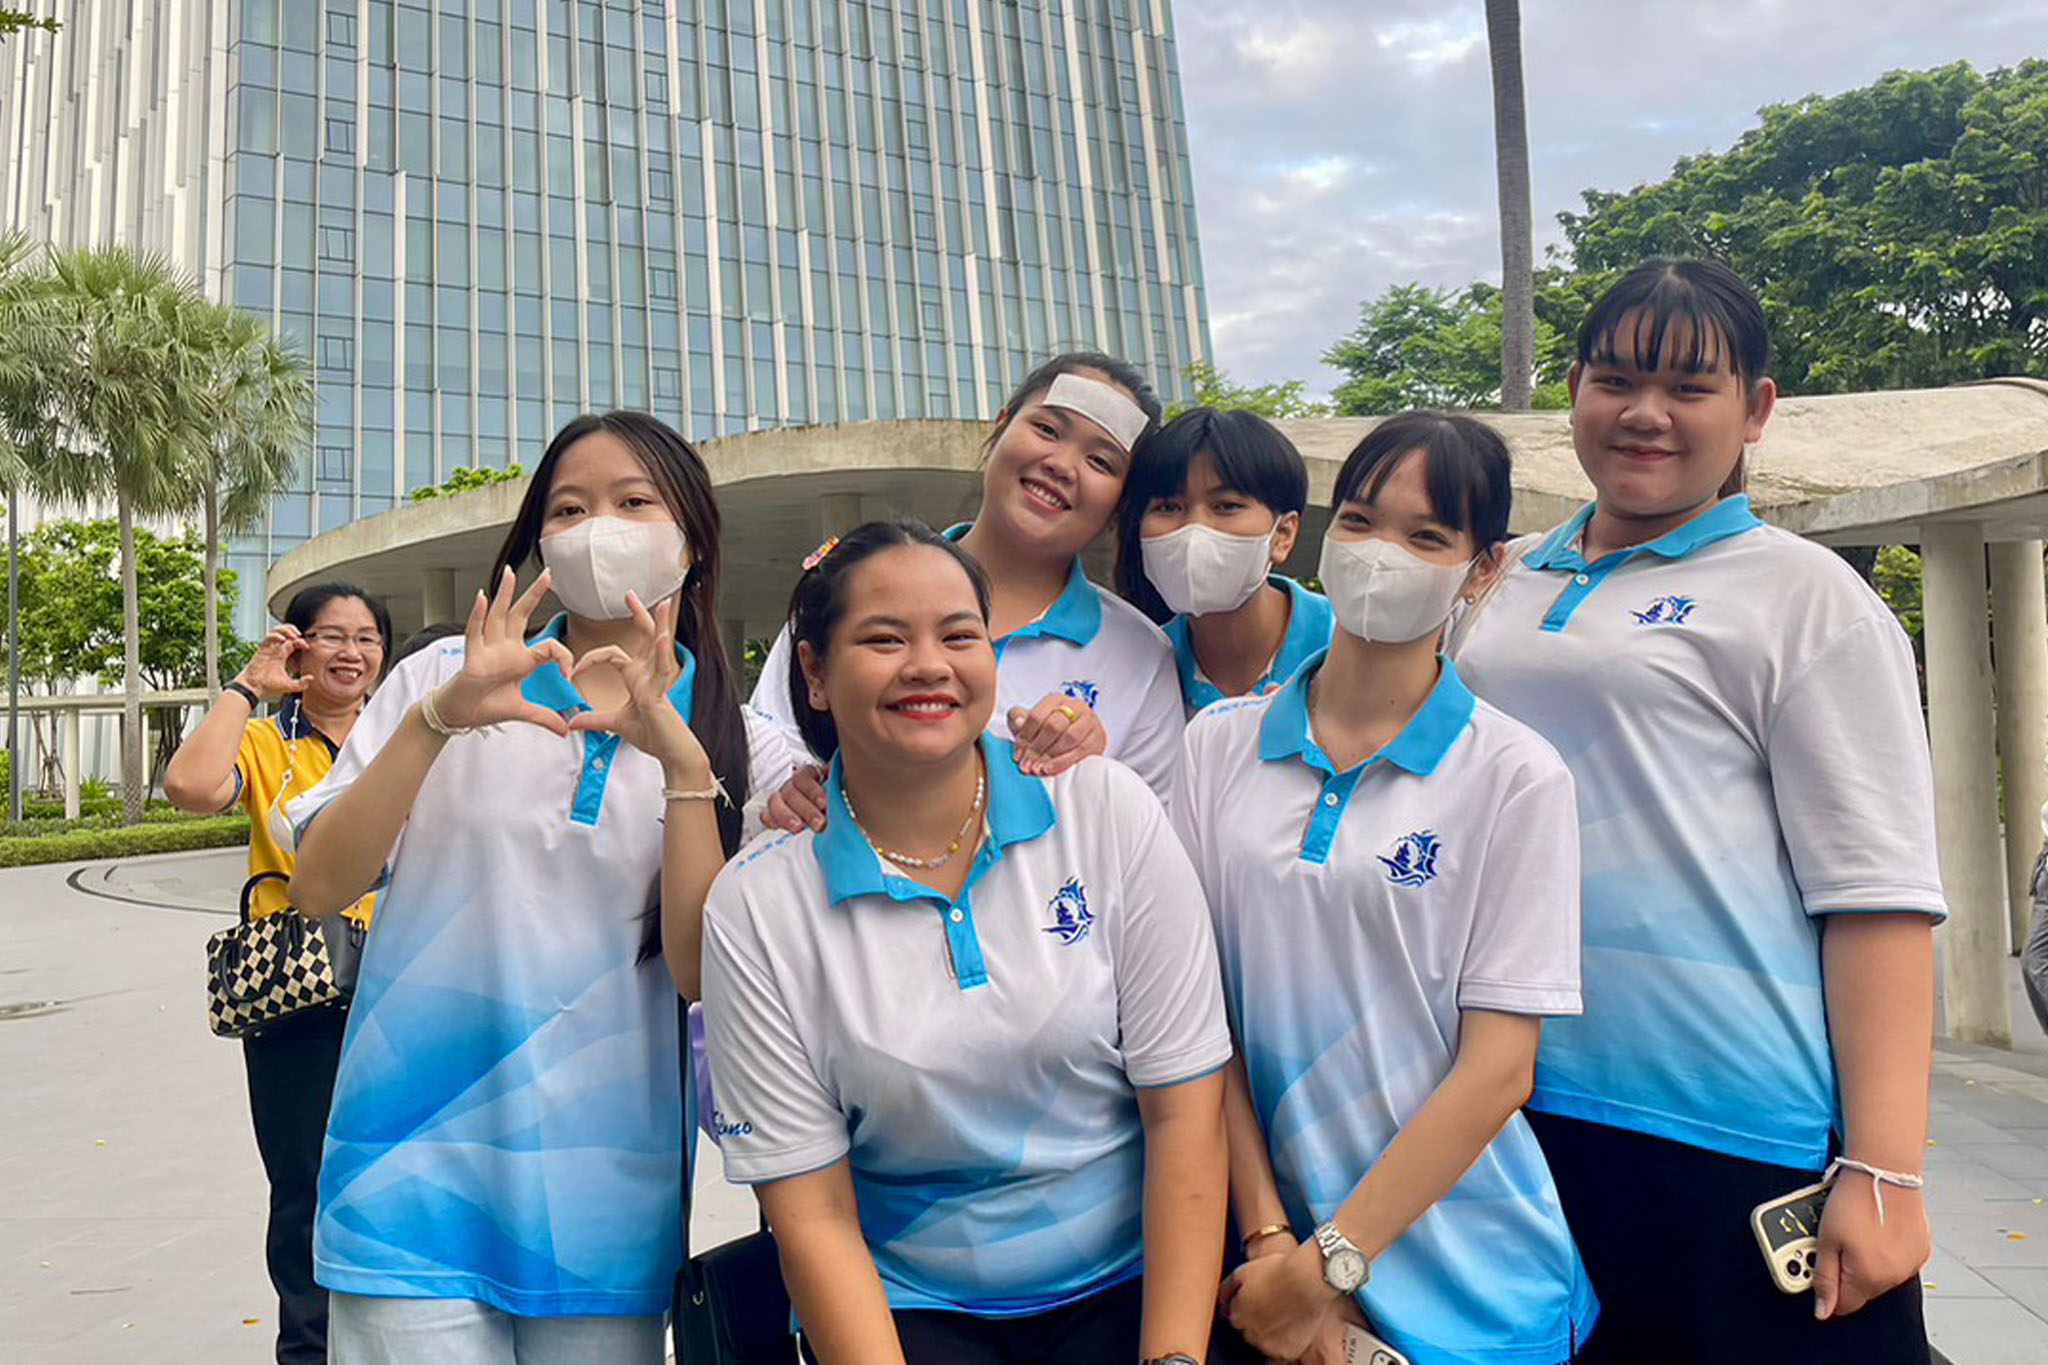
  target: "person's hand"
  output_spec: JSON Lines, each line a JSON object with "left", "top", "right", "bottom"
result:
{"left": 1007, "top": 693, "right": 1107, "bottom": 776}
{"left": 236, "top": 625, "right": 309, "bottom": 701}
{"left": 764, "top": 763, "right": 830, "bottom": 832}
{"left": 428, "top": 568, "right": 577, "bottom": 735}
{"left": 567, "top": 593, "right": 711, "bottom": 781}
{"left": 1219, "top": 1240, "right": 1341, "bottom": 1364}
{"left": 1814, "top": 1171, "right": 1930, "bottom": 1320}
{"left": 1290, "top": 1296, "right": 1370, "bottom": 1365}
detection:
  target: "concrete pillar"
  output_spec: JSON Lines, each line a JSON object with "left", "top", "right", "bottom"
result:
{"left": 720, "top": 616, "right": 747, "bottom": 674}
{"left": 421, "top": 568, "right": 457, "bottom": 628}
{"left": 1922, "top": 524, "right": 2013, "bottom": 1047}
{"left": 61, "top": 708, "right": 80, "bottom": 821}
{"left": 1991, "top": 539, "right": 2048, "bottom": 949}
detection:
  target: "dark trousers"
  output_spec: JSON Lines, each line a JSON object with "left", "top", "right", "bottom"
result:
{"left": 243, "top": 1004, "right": 347, "bottom": 1365}
{"left": 1530, "top": 1111, "right": 1928, "bottom": 1365}
{"left": 801, "top": 1275, "right": 1143, "bottom": 1364}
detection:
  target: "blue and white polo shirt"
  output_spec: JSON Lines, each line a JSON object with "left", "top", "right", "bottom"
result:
{"left": 700, "top": 739, "right": 1232, "bottom": 1316}
{"left": 1174, "top": 653, "right": 1596, "bottom": 1365}
{"left": 1454, "top": 497, "right": 1948, "bottom": 1170}
{"left": 1163, "top": 574, "right": 1334, "bottom": 715}
{"left": 751, "top": 545, "right": 1185, "bottom": 800}
{"left": 289, "top": 620, "right": 792, "bottom": 1316}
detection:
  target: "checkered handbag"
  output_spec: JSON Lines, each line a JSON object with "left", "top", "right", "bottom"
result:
{"left": 205, "top": 872, "right": 361, "bottom": 1038}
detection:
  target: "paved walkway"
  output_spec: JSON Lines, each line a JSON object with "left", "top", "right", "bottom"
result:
{"left": 1, "top": 848, "right": 2045, "bottom": 1362}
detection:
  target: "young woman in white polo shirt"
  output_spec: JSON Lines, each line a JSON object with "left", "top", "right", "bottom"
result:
{"left": 702, "top": 519, "right": 1232, "bottom": 1365}
{"left": 754, "top": 351, "right": 1186, "bottom": 820}
{"left": 1175, "top": 414, "right": 1597, "bottom": 1365}
{"left": 1113, "top": 407, "right": 1333, "bottom": 713}
{"left": 286, "top": 412, "right": 790, "bottom": 1363}
{"left": 1455, "top": 259, "right": 1944, "bottom": 1364}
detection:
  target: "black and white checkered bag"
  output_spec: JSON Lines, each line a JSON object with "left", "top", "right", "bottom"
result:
{"left": 205, "top": 872, "right": 363, "bottom": 1038}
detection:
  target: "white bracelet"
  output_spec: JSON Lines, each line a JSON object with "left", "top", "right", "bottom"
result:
{"left": 1825, "top": 1157, "right": 1925, "bottom": 1225}
{"left": 417, "top": 683, "right": 482, "bottom": 738}
{"left": 663, "top": 772, "right": 730, "bottom": 806}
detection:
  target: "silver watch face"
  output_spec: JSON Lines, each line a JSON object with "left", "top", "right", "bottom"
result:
{"left": 1325, "top": 1246, "right": 1369, "bottom": 1292}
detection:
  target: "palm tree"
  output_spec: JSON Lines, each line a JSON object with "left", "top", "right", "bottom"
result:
{"left": 0, "top": 231, "right": 53, "bottom": 822}
{"left": 1485, "top": 0, "right": 1535, "bottom": 411}
{"left": 189, "top": 302, "right": 312, "bottom": 702}
{"left": 35, "top": 246, "right": 205, "bottom": 823}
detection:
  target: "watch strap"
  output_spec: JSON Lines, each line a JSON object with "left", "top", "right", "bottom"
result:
{"left": 223, "top": 680, "right": 261, "bottom": 708}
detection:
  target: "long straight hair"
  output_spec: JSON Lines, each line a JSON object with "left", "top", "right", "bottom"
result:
{"left": 489, "top": 411, "right": 748, "bottom": 960}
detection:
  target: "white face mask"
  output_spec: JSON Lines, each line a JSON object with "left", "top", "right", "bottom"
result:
{"left": 1318, "top": 536, "right": 1473, "bottom": 644}
{"left": 541, "top": 517, "right": 691, "bottom": 621}
{"left": 1140, "top": 522, "right": 1277, "bottom": 617}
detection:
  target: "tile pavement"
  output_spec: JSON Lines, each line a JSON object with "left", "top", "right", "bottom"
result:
{"left": 3, "top": 848, "right": 2046, "bottom": 1362}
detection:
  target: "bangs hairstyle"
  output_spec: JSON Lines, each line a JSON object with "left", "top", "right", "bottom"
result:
{"left": 284, "top": 582, "right": 393, "bottom": 677}
{"left": 490, "top": 410, "right": 750, "bottom": 963}
{"left": 785, "top": 519, "right": 993, "bottom": 763}
{"left": 1113, "top": 407, "right": 1309, "bottom": 623}
{"left": 1577, "top": 258, "right": 1770, "bottom": 389}
{"left": 985, "top": 350, "right": 1165, "bottom": 457}
{"left": 1332, "top": 412, "right": 1513, "bottom": 551}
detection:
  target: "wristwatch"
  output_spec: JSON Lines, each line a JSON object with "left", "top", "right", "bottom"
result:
{"left": 1141, "top": 1356, "right": 1199, "bottom": 1365}
{"left": 1313, "top": 1220, "right": 1370, "bottom": 1293}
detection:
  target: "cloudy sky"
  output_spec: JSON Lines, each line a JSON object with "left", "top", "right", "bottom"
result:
{"left": 1172, "top": 0, "right": 2048, "bottom": 392}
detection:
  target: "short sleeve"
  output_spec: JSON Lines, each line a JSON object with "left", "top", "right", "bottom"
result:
{"left": 286, "top": 646, "right": 453, "bottom": 847}
{"left": 1112, "top": 645, "right": 1187, "bottom": 804}
{"left": 1767, "top": 616, "right": 1948, "bottom": 920}
{"left": 741, "top": 709, "right": 798, "bottom": 833}
{"left": 1098, "top": 763, "right": 1233, "bottom": 1087}
{"left": 700, "top": 875, "right": 851, "bottom": 1183}
{"left": 1461, "top": 756, "right": 1584, "bottom": 1016}
{"left": 746, "top": 626, "right": 815, "bottom": 761}
{"left": 230, "top": 723, "right": 269, "bottom": 815}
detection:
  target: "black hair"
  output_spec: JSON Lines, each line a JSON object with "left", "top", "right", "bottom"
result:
{"left": 489, "top": 410, "right": 749, "bottom": 963}
{"left": 985, "top": 350, "right": 1166, "bottom": 457}
{"left": 283, "top": 582, "right": 393, "bottom": 677}
{"left": 1331, "top": 412, "right": 1513, "bottom": 551}
{"left": 1112, "top": 406, "right": 1309, "bottom": 623}
{"left": 1576, "top": 259, "right": 1771, "bottom": 496}
{"left": 1577, "top": 258, "right": 1770, "bottom": 389}
{"left": 392, "top": 621, "right": 463, "bottom": 667}
{"left": 785, "top": 519, "right": 993, "bottom": 763}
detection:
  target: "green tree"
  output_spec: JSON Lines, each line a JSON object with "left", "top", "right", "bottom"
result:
{"left": 1167, "top": 361, "right": 1332, "bottom": 420}
{"left": 27, "top": 247, "right": 210, "bottom": 822}
{"left": 1561, "top": 60, "right": 2048, "bottom": 393}
{"left": 0, "top": 11, "right": 60, "bottom": 43}
{"left": 1324, "top": 273, "right": 1590, "bottom": 414}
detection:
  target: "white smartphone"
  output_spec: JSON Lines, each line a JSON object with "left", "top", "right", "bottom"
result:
{"left": 1343, "top": 1323, "right": 1412, "bottom": 1365}
{"left": 1750, "top": 1175, "right": 1833, "bottom": 1294}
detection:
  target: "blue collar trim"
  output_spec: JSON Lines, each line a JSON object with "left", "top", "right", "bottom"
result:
{"left": 518, "top": 612, "right": 698, "bottom": 720}
{"left": 1526, "top": 495, "right": 1763, "bottom": 571}
{"left": 1257, "top": 648, "right": 1475, "bottom": 777}
{"left": 814, "top": 736, "right": 1055, "bottom": 907}
{"left": 274, "top": 695, "right": 338, "bottom": 754}
{"left": 944, "top": 522, "right": 1102, "bottom": 647}
{"left": 1166, "top": 576, "right": 1335, "bottom": 709}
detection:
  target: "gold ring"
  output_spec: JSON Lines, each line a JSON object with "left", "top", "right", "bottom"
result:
{"left": 1056, "top": 704, "right": 1078, "bottom": 722}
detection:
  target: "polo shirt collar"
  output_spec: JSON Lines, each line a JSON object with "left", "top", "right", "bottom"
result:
{"left": 814, "top": 735, "right": 1055, "bottom": 907}
{"left": 274, "top": 695, "right": 340, "bottom": 754}
{"left": 1257, "top": 648, "right": 1476, "bottom": 778}
{"left": 518, "top": 611, "right": 698, "bottom": 719}
{"left": 1526, "top": 495, "right": 1762, "bottom": 572}
{"left": 944, "top": 522, "right": 1102, "bottom": 647}
{"left": 1165, "top": 575, "right": 1329, "bottom": 706}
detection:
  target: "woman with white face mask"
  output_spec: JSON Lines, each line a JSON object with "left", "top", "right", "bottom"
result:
{"left": 284, "top": 412, "right": 792, "bottom": 1364}
{"left": 1174, "top": 413, "right": 1598, "bottom": 1365}
{"left": 1114, "top": 407, "right": 1333, "bottom": 714}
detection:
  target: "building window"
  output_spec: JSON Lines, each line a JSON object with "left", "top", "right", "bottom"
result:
{"left": 325, "top": 117, "right": 355, "bottom": 155}
{"left": 319, "top": 335, "right": 355, "bottom": 370}
{"left": 318, "top": 445, "right": 353, "bottom": 482}
{"left": 653, "top": 364, "right": 681, "bottom": 399}
{"left": 327, "top": 10, "right": 356, "bottom": 50}
{"left": 650, "top": 267, "right": 677, "bottom": 301}
{"left": 319, "top": 225, "right": 355, "bottom": 262}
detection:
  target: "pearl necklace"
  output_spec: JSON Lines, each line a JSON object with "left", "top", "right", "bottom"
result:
{"left": 843, "top": 763, "right": 987, "bottom": 870}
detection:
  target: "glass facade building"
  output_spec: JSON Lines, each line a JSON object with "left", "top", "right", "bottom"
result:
{"left": 3, "top": 1, "right": 1210, "bottom": 638}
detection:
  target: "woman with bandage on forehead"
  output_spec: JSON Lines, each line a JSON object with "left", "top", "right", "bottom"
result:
{"left": 753, "top": 351, "right": 1186, "bottom": 831}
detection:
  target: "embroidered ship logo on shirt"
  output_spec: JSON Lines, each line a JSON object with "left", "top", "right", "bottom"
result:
{"left": 1060, "top": 679, "right": 1100, "bottom": 709}
{"left": 1378, "top": 831, "right": 1442, "bottom": 887}
{"left": 1631, "top": 594, "right": 1698, "bottom": 626}
{"left": 1044, "top": 877, "right": 1094, "bottom": 945}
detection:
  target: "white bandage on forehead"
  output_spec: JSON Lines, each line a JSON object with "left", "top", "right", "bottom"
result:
{"left": 1040, "top": 372, "right": 1150, "bottom": 453}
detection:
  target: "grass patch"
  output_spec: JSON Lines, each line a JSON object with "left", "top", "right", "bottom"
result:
{"left": 0, "top": 814, "right": 250, "bottom": 868}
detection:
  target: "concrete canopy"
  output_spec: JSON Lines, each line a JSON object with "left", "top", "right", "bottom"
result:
{"left": 268, "top": 381, "right": 2048, "bottom": 638}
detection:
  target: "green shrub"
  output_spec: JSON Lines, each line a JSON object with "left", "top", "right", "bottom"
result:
{"left": 0, "top": 814, "right": 250, "bottom": 868}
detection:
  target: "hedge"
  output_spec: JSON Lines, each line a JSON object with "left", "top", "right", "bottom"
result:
{"left": 0, "top": 815, "right": 250, "bottom": 868}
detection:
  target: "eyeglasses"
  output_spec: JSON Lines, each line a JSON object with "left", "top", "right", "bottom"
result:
{"left": 304, "top": 630, "right": 386, "bottom": 651}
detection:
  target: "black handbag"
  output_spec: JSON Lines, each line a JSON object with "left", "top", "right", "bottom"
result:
{"left": 672, "top": 1000, "right": 798, "bottom": 1363}
{"left": 204, "top": 871, "right": 365, "bottom": 1038}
